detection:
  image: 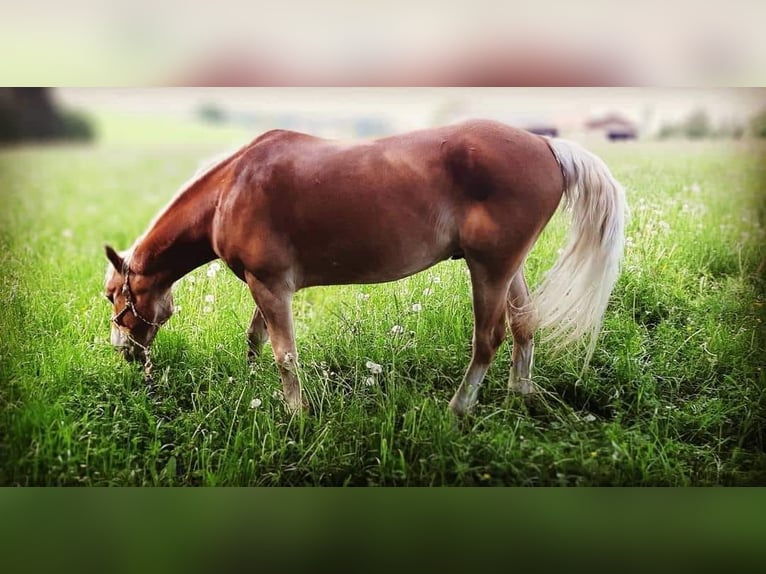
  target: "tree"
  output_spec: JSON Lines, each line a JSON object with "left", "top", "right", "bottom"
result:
{"left": 0, "top": 88, "right": 93, "bottom": 143}
{"left": 683, "top": 109, "right": 711, "bottom": 139}
{"left": 749, "top": 108, "right": 766, "bottom": 138}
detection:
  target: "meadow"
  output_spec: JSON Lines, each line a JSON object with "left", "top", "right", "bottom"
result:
{"left": 1, "top": 115, "right": 764, "bottom": 485}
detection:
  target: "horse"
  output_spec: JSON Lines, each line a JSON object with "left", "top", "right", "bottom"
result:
{"left": 103, "top": 119, "right": 626, "bottom": 416}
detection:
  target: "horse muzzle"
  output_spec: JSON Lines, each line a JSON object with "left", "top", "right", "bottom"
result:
{"left": 111, "top": 326, "right": 147, "bottom": 363}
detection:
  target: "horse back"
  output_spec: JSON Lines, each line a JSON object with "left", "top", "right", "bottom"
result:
{"left": 213, "top": 120, "right": 564, "bottom": 286}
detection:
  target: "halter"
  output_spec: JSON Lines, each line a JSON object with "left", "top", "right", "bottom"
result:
{"left": 111, "top": 266, "right": 168, "bottom": 329}
{"left": 110, "top": 264, "right": 166, "bottom": 384}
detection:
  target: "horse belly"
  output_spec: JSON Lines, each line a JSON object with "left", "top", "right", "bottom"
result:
{"left": 294, "top": 199, "right": 456, "bottom": 287}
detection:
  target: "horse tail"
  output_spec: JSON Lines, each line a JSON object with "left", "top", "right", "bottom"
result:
{"left": 532, "top": 138, "right": 627, "bottom": 366}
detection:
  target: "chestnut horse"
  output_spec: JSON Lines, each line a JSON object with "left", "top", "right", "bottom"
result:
{"left": 104, "top": 119, "right": 626, "bottom": 415}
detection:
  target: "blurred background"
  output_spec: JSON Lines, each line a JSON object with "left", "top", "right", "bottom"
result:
{"left": 2, "top": 87, "right": 765, "bottom": 147}
{"left": 1, "top": 1, "right": 765, "bottom": 86}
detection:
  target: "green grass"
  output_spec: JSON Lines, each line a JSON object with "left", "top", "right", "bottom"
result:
{"left": 1, "top": 128, "right": 764, "bottom": 485}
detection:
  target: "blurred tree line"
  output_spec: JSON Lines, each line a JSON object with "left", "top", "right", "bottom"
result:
{"left": 0, "top": 88, "right": 93, "bottom": 143}
{"left": 658, "top": 107, "right": 766, "bottom": 140}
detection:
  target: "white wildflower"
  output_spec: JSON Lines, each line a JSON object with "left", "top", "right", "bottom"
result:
{"left": 62, "top": 229, "right": 73, "bottom": 239}
{"left": 204, "top": 294, "right": 215, "bottom": 303}
{"left": 187, "top": 275, "right": 196, "bottom": 284}
{"left": 357, "top": 293, "right": 370, "bottom": 301}
{"left": 583, "top": 413, "right": 596, "bottom": 422}
{"left": 364, "top": 376, "right": 376, "bottom": 387}
{"left": 390, "top": 325, "right": 405, "bottom": 335}
{"left": 174, "top": 305, "right": 182, "bottom": 313}
{"left": 366, "top": 360, "right": 383, "bottom": 374}
{"left": 411, "top": 303, "right": 422, "bottom": 312}
{"left": 249, "top": 398, "right": 262, "bottom": 409}
{"left": 206, "top": 262, "right": 221, "bottom": 278}
{"left": 203, "top": 306, "right": 212, "bottom": 313}
{"left": 431, "top": 275, "right": 441, "bottom": 284}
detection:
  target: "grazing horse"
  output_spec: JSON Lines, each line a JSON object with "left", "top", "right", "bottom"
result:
{"left": 104, "top": 119, "right": 626, "bottom": 415}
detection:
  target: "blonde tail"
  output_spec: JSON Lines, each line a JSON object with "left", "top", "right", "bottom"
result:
{"left": 533, "top": 138, "right": 627, "bottom": 366}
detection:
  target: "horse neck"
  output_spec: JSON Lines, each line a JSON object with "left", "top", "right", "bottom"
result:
{"left": 129, "top": 170, "right": 221, "bottom": 286}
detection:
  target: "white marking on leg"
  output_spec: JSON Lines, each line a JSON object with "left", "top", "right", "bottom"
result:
{"left": 509, "top": 339, "right": 535, "bottom": 395}
{"left": 277, "top": 351, "right": 303, "bottom": 412}
{"left": 280, "top": 351, "right": 297, "bottom": 374}
{"left": 449, "top": 363, "right": 489, "bottom": 416}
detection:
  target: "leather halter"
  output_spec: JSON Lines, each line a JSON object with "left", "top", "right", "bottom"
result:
{"left": 110, "top": 266, "right": 167, "bottom": 328}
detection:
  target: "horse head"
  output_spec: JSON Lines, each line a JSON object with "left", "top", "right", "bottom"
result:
{"left": 103, "top": 245, "right": 174, "bottom": 365}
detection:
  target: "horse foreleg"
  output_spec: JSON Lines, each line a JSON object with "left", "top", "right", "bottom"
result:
{"left": 507, "top": 272, "right": 537, "bottom": 396}
{"left": 245, "top": 274, "right": 305, "bottom": 413}
{"left": 449, "top": 263, "right": 513, "bottom": 416}
{"left": 246, "top": 307, "right": 269, "bottom": 361}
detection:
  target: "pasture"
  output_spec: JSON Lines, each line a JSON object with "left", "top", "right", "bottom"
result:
{"left": 1, "top": 116, "right": 764, "bottom": 485}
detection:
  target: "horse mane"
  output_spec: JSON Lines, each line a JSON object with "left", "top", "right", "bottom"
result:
{"left": 130, "top": 140, "right": 252, "bottom": 250}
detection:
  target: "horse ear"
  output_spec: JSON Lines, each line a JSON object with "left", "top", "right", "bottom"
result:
{"left": 104, "top": 245, "right": 124, "bottom": 271}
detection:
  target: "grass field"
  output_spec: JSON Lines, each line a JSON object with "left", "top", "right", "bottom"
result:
{"left": 1, "top": 116, "right": 764, "bottom": 485}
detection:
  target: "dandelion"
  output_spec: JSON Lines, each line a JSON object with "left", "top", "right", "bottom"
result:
{"left": 204, "top": 294, "right": 215, "bottom": 303}
{"left": 583, "top": 413, "right": 596, "bottom": 422}
{"left": 366, "top": 360, "right": 383, "bottom": 374}
{"left": 228, "top": 376, "right": 234, "bottom": 384}
{"left": 390, "top": 325, "right": 405, "bottom": 335}
{"left": 423, "top": 288, "right": 433, "bottom": 297}
{"left": 364, "top": 376, "right": 376, "bottom": 387}
{"left": 249, "top": 398, "right": 262, "bottom": 409}
{"left": 431, "top": 275, "right": 441, "bottom": 284}
{"left": 411, "top": 303, "right": 422, "bottom": 312}
{"left": 206, "top": 262, "right": 221, "bottom": 278}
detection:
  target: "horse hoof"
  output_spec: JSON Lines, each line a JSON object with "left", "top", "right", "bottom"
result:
{"left": 509, "top": 378, "right": 535, "bottom": 396}
{"left": 448, "top": 397, "right": 470, "bottom": 417}
{"left": 285, "top": 397, "right": 310, "bottom": 415}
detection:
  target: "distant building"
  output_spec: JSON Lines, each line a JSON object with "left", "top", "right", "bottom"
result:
{"left": 585, "top": 113, "right": 638, "bottom": 141}
{"left": 524, "top": 124, "right": 559, "bottom": 137}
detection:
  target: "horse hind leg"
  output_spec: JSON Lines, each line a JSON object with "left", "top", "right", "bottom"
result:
{"left": 507, "top": 271, "right": 537, "bottom": 396}
{"left": 246, "top": 307, "right": 269, "bottom": 362}
{"left": 448, "top": 262, "right": 514, "bottom": 416}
